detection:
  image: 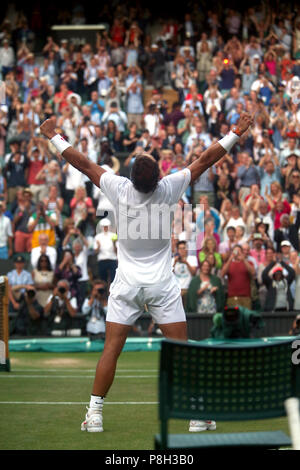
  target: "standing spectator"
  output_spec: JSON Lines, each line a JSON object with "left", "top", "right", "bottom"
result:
{"left": 198, "top": 236, "right": 222, "bottom": 270}
{"left": 27, "top": 202, "right": 57, "bottom": 249}
{"left": 26, "top": 143, "right": 47, "bottom": 204}
{"left": 221, "top": 245, "right": 255, "bottom": 309}
{"left": 101, "top": 101, "right": 128, "bottom": 133}
{"left": 70, "top": 186, "right": 94, "bottom": 227}
{"left": 73, "top": 238, "right": 89, "bottom": 309}
{"left": 32, "top": 254, "right": 55, "bottom": 308}
{"left": 30, "top": 233, "right": 57, "bottom": 271}
{"left": 4, "top": 150, "right": 28, "bottom": 204}
{"left": 54, "top": 249, "right": 81, "bottom": 303}
{"left": 186, "top": 260, "right": 225, "bottom": 314}
{"left": 274, "top": 211, "right": 300, "bottom": 252}
{"left": 0, "top": 39, "right": 15, "bottom": 78}
{"left": 13, "top": 188, "right": 35, "bottom": 254}
{"left": 86, "top": 91, "right": 105, "bottom": 125}
{"left": 173, "top": 240, "right": 198, "bottom": 301}
{"left": 262, "top": 262, "right": 295, "bottom": 312}
{"left": 125, "top": 79, "right": 144, "bottom": 129}
{"left": 0, "top": 200, "right": 13, "bottom": 259}
{"left": 93, "top": 218, "right": 117, "bottom": 285}
{"left": 219, "top": 226, "right": 237, "bottom": 261}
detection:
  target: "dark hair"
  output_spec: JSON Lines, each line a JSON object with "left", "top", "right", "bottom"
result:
{"left": 177, "top": 240, "right": 187, "bottom": 249}
{"left": 130, "top": 154, "right": 160, "bottom": 194}
{"left": 37, "top": 254, "right": 52, "bottom": 271}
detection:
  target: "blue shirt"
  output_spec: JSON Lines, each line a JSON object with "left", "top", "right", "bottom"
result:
{"left": 86, "top": 99, "right": 105, "bottom": 121}
{"left": 258, "top": 166, "right": 281, "bottom": 195}
{"left": 7, "top": 269, "right": 34, "bottom": 294}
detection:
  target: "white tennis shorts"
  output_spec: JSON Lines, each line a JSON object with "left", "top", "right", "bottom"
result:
{"left": 106, "top": 273, "right": 186, "bottom": 325}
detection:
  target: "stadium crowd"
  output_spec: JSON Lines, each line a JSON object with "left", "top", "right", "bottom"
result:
{"left": 1, "top": 1, "right": 300, "bottom": 337}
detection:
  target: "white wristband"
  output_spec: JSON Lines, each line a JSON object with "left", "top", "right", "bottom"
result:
{"left": 50, "top": 134, "right": 72, "bottom": 154}
{"left": 218, "top": 131, "right": 240, "bottom": 153}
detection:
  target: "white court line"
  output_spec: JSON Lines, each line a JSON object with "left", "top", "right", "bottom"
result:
{"left": 0, "top": 374, "right": 157, "bottom": 378}
{"left": 0, "top": 401, "right": 158, "bottom": 405}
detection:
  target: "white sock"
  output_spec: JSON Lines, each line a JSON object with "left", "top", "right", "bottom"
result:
{"left": 89, "top": 395, "right": 104, "bottom": 411}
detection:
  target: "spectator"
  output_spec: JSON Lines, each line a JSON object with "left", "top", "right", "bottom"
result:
{"left": 26, "top": 141, "right": 47, "bottom": 203}
{"left": 4, "top": 150, "right": 28, "bottom": 204}
{"left": 221, "top": 245, "right": 255, "bottom": 309}
{"left": 219, "top": 226, "right": 237, "bottom": 261}
{"left": 70, "top": 186, "right": 94, "bottom": 227}
{"left": 82, "top": 279, "right": 108, "bottom": 339}
{"left": 274, "top": 211, "right": 300, "bottom": 252}
{"left": 249, "top": 233, "right": 267, "bottom": 268}
{"left": 55, "top": 249, "right": 82, "bottom": 302}
{"left": 101, "top": 101, "right": 128, "bottom": 133}
{"left": 10, "top": 286, "right": 44, "bottom": 336}
{"left": 262, "top": 262, "right": 295, "bottom": 312}
{"left": 125, "top": 79, "right": 144, "bottom": 129}
{"left": 27, "top": 201, "right": 57, "bottom": 249}
{"left": 93, "top": 218, "right": 117, "bottom": 285}
{"left": 0, "top": 38, "right": 15, "bottom": 78}
{"left": 198, "top": 236, "right": 222, "bottom": 270}
{"left": 173, "top": 240, "right": 198, "bottom": 301}
{"left": 72, "top": 237, "right": 89, "bottom": 309}
{"left": 31, "top": 233, "right": 57, "bottom": 271}
{"left": 0, "top": 200, "right": 13, "bottom": 259}
{"left": 32, "top": 253, "right": 55, "bottom": 308}
{"left": 186, "top": 260, "right": 225, "bottom": 314}
{"left": 13, "top": 188, "right": 35, "bottom": 254}
{"left": 7, "top": 254, "right": 34, "bottom": 311}
{"left": 44, "top": 279, "right": 78, "bottom": 335}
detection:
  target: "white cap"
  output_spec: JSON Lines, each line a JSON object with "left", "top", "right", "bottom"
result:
{"left": 281, "top": 240, "right": 291, "bottom": 247}
{"left": 100, "top": 218, "right": 111, "bottom": 227}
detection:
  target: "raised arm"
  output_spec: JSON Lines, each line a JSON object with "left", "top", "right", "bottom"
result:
{"left": 40, "top": 118, "right": 106, "bottom": 188}
{"left": 187, "top": 113, "right": 253, "bottom": 183}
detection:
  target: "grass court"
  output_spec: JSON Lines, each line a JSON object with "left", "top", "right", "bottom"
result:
{"left": 0, "top": 349, "right": 291, "bottom": 450}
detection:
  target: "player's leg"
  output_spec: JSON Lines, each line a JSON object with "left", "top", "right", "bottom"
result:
{"left": 81, "top": 321, "right": 131, "bottom": 433}
{"left": 158, "top": 321, "right": 188, "bottom": 340}
{"left": 82, "top": 276, "right": 142, "bottom": 432}
{"left": 92, "top": 321, "right": 131, "bottom": 397}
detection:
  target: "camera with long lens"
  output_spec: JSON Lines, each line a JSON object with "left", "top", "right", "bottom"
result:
{"left": 97, "top": 288, "right": 106, "bottom": 295}
{"left": 58, "top": 286, "right": 66, "bottom": 295}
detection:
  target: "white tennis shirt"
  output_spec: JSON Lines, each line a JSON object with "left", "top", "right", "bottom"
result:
{"left": 100, "top": 168, "right": 191, "bottom": 286}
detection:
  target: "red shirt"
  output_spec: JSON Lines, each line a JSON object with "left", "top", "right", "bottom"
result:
{"left": 27, "top": 157, "right": 44, "bottom": 185}
{"left": 227, "top": 260, "right": 252, "bottom": 297}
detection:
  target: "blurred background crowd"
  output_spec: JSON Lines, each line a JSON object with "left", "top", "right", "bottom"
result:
{"left": 1, "top": 0, "right": 300, "bottom": 338}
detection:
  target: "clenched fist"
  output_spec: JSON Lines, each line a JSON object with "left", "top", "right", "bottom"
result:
{"left": 236, "top": 112, "right": 254, "bottom": 135}
{"left": 40, "top": 117, "right": 57, "bottom": 140}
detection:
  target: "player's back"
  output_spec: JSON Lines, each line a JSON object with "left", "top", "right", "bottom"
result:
{"left": 100, "top": 169, "right": 191, "bottom": 286}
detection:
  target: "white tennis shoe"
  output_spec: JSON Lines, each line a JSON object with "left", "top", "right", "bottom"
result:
{"left": 81, "top": 407, "right": 103, "bottom": 432}
{"left": 189, "top": 420, "right": 217, "bottom": 432}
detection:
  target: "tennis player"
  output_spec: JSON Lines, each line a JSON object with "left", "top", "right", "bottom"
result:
{"left": 40, "top": 113, "right": 253, "bottom": 433}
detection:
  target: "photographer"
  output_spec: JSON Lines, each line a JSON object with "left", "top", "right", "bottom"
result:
{"left": 44, "top": 279, "right": 78, "bottom": 335}
{"left": 82, "top": 280, "right": 108, "bottom": 339}
{"left": 11, "top": 286, "right": 44, "bottom": 336}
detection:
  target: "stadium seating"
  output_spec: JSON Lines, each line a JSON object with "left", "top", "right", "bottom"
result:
{"left": 155, "top": 337, "right": 300, "bottom": 449}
